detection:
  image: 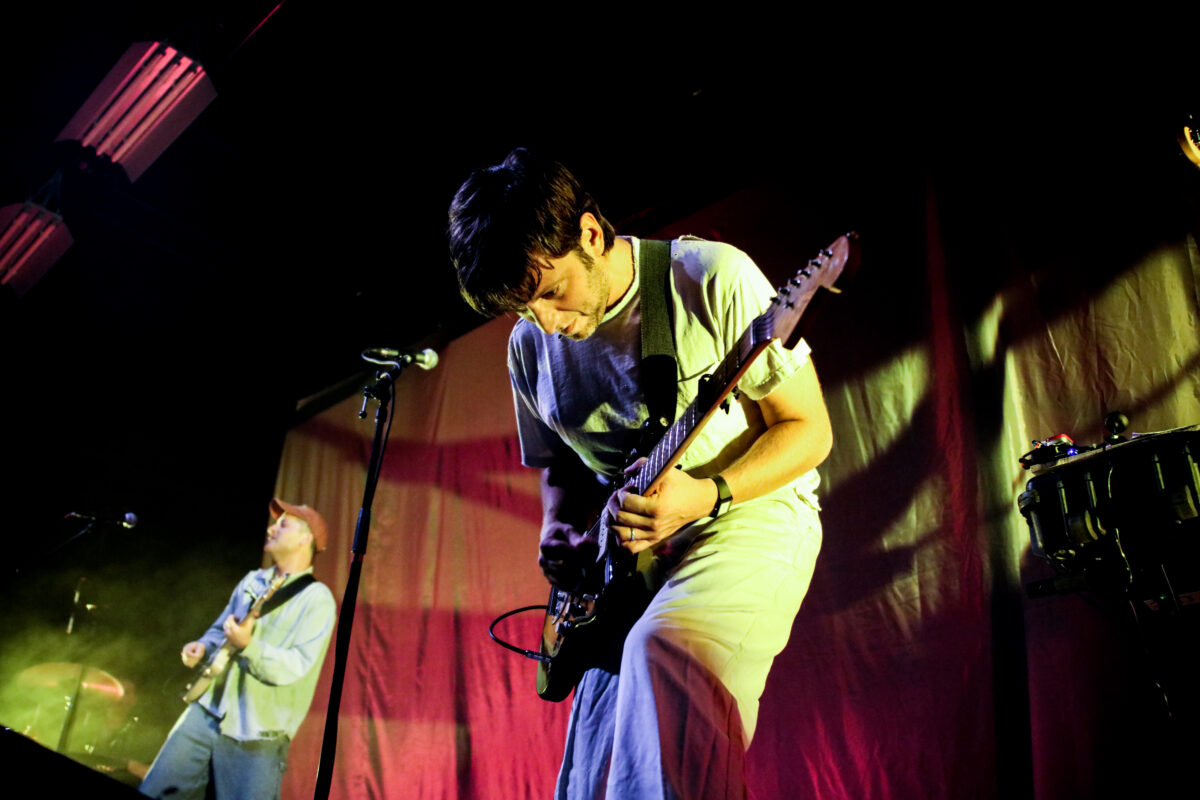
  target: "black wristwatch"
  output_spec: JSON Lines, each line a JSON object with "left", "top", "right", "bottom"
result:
{"left": 710, "top": 475, "right": 732, "bottom": 518}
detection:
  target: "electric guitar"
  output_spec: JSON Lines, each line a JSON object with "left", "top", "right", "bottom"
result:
{"left": 181, "top": 572, "right": 288, "bottom": 703}
{"left": 535, "top": 233, "right": 860, "bottom": 701}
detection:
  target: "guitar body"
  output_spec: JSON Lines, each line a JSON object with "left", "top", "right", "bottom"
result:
{"left": 537, "top": 553, "right": 649, "bottom": 701}
{"left": 182, "top": 647, "right": 232, "bottom": 704}
{"left": 532, "top": 234, "right": 859, "bottom": 702}
{"left": 537, "top": 585, "right": 597, "bottom": 702}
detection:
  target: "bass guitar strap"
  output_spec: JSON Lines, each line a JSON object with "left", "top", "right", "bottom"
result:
{"left": 258, "top": 573, "right": 316, "bottom": 616}
{"left": 638, "top": 239, "right": 677, "bottom": 434}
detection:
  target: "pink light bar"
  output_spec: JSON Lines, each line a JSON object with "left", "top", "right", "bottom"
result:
{"left": 56, "top": 41, "right": 217, "bottom": 182}
{"left": 0, "top": 202, "right": 73, "bottom": 297}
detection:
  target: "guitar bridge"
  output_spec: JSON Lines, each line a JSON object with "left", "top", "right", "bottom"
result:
{"left": 550, "top": 591, "right": 598, "bottom": 634}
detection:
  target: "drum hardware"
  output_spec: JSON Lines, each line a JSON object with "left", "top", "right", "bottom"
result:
{"left": 1018, "top": 415, "right": 1200, "bottom": 741}
{"left": 1018, "top": 416, "right": 1200, "bottom": 604}
{"left": 6, "top": 661, "right": 137, "bottom": 765}
{"left": 2, "top": 570, "right": 141, "bottom": 784}
{"left": 1017, "top": 413, "right": 1132, "bottom": 472}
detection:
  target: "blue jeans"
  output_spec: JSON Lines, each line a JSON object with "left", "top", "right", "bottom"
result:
{"left": 139, "top": 704, "right": 289, "bottom": 800}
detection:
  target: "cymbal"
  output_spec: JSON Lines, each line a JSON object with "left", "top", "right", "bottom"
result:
{"left": 14, "top": 662, "right": 129, "bottom": 701}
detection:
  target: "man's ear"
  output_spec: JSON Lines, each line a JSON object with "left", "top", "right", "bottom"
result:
{"left": 578, "top": 212, "right": 603, "bottom": 255}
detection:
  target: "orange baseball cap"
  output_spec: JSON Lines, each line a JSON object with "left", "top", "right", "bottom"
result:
{"left": 269, "top": 498, "right": 329, "bottom": 553}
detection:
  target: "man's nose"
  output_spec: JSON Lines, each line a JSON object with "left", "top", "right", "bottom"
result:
{"left": 528, "top": 301, "right": 560, "bottom": 335}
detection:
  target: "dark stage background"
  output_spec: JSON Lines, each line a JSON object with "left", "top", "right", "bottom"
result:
{"left": 1, "top": 5, "right": 1199, "bottom": 798}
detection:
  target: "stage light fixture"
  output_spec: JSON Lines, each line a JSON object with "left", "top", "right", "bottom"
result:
{"left": 55, "top": 41, "right": 217, "bottom": 183}
{"left": 0, "top": 202, "right": 73, "bottom": 298}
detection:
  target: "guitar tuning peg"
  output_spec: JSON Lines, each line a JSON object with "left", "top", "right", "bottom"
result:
{"left": 807, "top": 258, "right": 821, "bottom": 267}
{"left": 820, "top": 248, "right": 833, "bottom": 257}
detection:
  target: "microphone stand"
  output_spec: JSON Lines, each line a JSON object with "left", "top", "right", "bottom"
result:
{"left": 312, "top": 355, "right": 408, "bottom": 800}
{"left": 9, "top": 520, "right": 98, "bottom": 581}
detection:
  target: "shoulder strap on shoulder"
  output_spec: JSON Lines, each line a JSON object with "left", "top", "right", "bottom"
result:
{"left": 638, "top": 239, "right": 677, "bottom": 429}
{"left": 258, "top": 574, "right": 318, "bottom": 617}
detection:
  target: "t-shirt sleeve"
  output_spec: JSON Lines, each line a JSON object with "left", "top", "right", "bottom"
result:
{"left": 706, "top": 242, "right": 811, "bottom": 401}
{"left": 508, "top": 323, "right": 568, "bottom": 469}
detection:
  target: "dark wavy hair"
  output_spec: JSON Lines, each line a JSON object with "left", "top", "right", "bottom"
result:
{"left": 447, "top": 148, "right": 615, "bottom": 317}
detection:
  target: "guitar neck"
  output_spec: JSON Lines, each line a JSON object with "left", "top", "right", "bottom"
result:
{"left": 590, "top": 234, "right": 855, "bottom": 563}
{"left": 633, "top": 236, "right": 854, "bottom": 496}
{"left": 634, "top": 322, "right": 772, "bottom": 497}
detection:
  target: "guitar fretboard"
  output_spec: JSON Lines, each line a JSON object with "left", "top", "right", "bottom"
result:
{"left": 632, "top": 308, "right": 777, "bottom": 496}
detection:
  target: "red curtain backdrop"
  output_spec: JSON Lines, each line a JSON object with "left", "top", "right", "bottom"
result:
{"left": 273, "top": 180, "right": 1200, "bottom": 799}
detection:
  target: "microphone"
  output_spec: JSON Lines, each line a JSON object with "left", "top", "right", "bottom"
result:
{"left": 65, "top": 511, "right": 138, "bottom": 529}
{"left": 361, "top": 347, "right": 439, "bottom": 370}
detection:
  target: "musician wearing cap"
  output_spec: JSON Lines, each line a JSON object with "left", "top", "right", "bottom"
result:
{"left": 139, "top": 498, "right": 337, "bottom": 800}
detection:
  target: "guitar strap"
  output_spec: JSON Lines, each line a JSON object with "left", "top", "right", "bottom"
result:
{"left": 638, "top": 239, "right": 677, "bottom": 431}
{"left": 258, "top": 574, "right": 317, "bottom": 616}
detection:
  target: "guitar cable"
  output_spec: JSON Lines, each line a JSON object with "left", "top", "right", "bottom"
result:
{"left": 488, "top": 604, "right": 553, "bottom": 663}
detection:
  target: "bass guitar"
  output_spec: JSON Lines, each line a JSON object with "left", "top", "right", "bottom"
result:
{"left": 181, "top": 572, "right": 288, "bottom": 703}
{"left": 534, "top": 233, "right": 860, "bottom": 701}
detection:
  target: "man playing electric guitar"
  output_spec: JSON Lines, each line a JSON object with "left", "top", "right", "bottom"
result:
{"left": 449, "top": 149, "right": 833, "bottom": 799}
{"left": 139, "top": 499, "right": 336, "bottom": 800}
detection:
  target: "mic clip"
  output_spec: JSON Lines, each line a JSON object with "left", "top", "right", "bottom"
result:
{"left": 359, "top": 348, "right": 439, "bottom": 416}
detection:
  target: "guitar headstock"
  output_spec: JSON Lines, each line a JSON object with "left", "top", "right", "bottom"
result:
{"left": 769, "top": 232, "right": 860, "bottom": 350}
